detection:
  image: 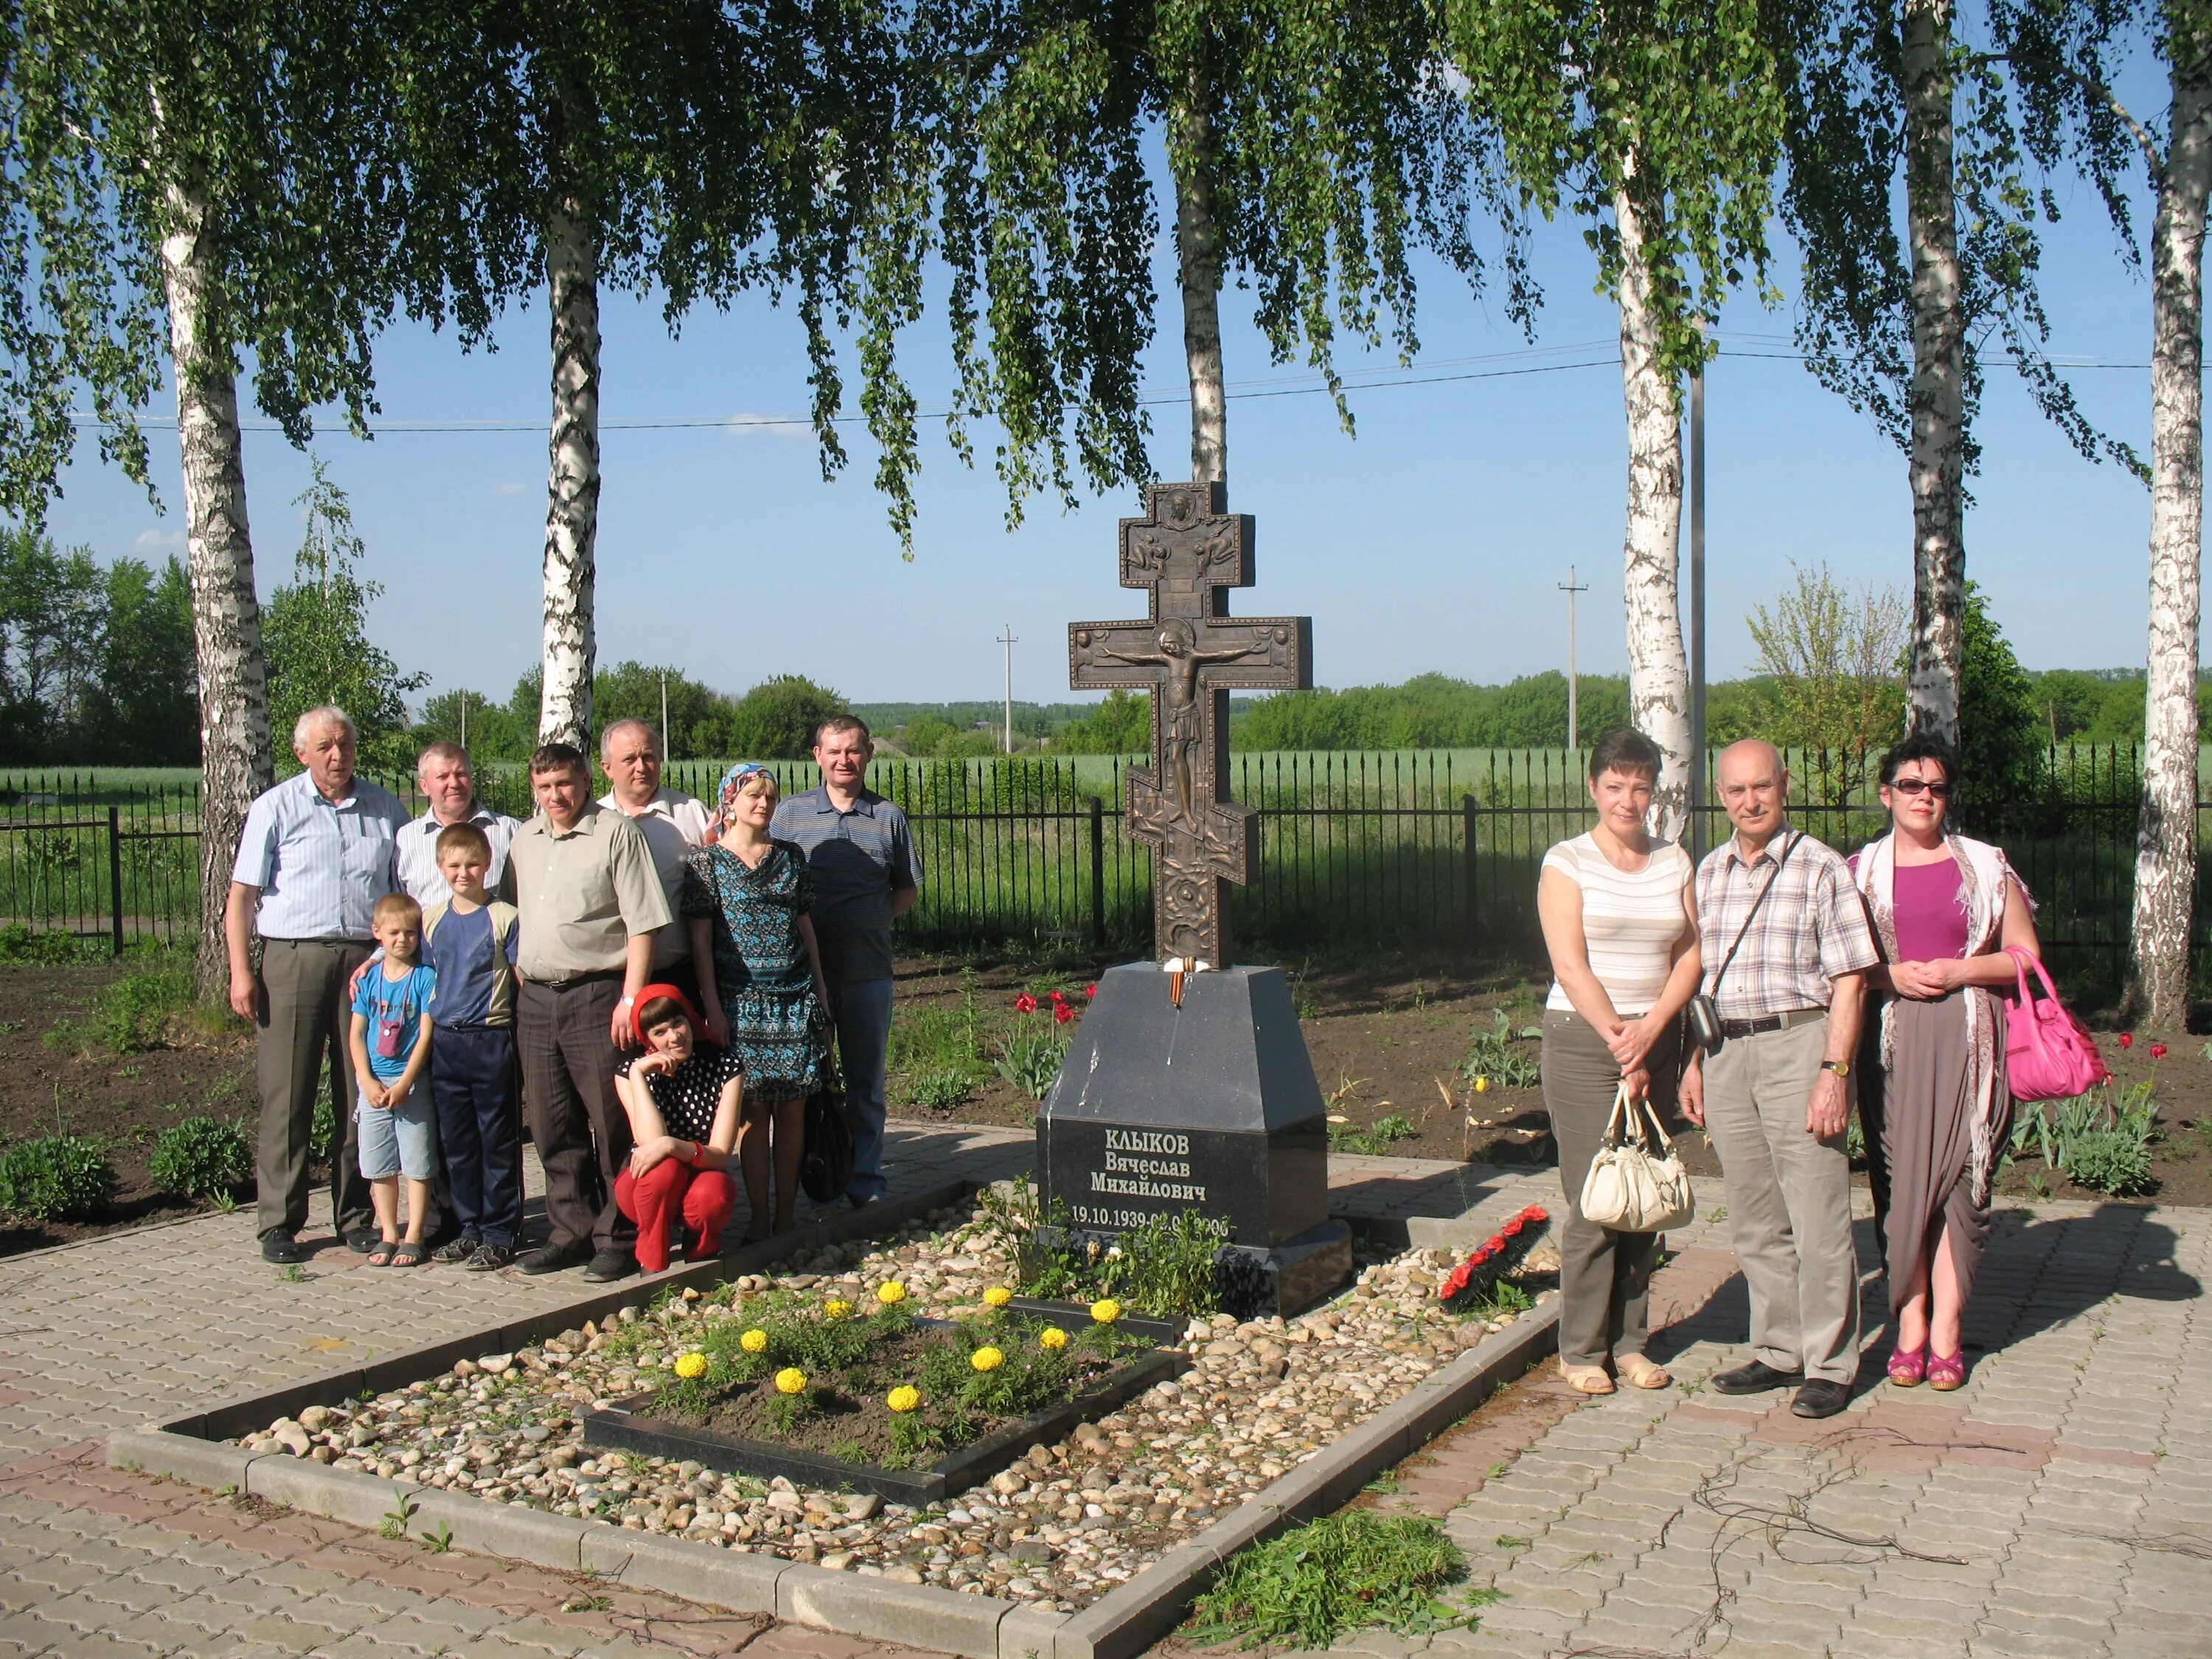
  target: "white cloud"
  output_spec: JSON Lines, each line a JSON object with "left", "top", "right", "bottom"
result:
{"left": 133, "top": 528, "right": 186, "bottom": 557}
{"left": 495, "top": 481, "right": 528, "bottom": 496}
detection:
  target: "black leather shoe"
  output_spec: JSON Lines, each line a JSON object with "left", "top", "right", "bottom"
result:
{"left": 260, "top": 1228, "right": 307, "bottom": 1265}
{"left": 1792, "top": 1379, "right": 1851, "bottom": 1419}
{"left": 1710, "top": 1360, "right": 1806, "bottom": 1395}
{"left": 582, "top": 1248, "right": 639, "bottom": 1283}
{"left": 517, "top": 1241, "right": 591, "bottom": 1276}
{"left": 344, "top": 1227, "right": 380, "bottom": 1254}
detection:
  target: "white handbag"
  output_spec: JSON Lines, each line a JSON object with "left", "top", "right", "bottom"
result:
{"left": 1578, "top": 1079, "right": 1696, "bottom": 1233}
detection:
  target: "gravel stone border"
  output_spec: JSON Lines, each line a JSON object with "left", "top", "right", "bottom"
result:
{"left": 105, "top": 1178, "right": 1561, "bottom": 1659}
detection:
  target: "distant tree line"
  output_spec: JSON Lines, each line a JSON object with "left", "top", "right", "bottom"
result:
{"left": 0, "top": 529, "right": 196, "bottom": 765}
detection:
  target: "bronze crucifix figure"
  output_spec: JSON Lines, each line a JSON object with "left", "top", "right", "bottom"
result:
{"left": 1069, "top": 481, "right": 1311, "bottom": 968}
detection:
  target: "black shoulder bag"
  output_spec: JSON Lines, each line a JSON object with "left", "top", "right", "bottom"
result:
{"left": 1686, "top": 832, "right": 1798, "bottom": 1052}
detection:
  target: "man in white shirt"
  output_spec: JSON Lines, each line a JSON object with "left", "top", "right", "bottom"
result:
{"left": 597, "top": 717, "right": 709, "bottom": 1006}
{"left": 394, "top": 742, "right": 521, "bottom": 906}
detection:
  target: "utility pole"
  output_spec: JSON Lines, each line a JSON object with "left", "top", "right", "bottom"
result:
{"left": 1559, "top": 566, "right": 1590, "bottom": 751}
{"left": 659, "top": 672, "right": 670, "bottom": 760}
{"left": 998, "top": 625, "right": 1019, "bottom": 754}
{"left": 458, "top": 690, "right": 468, "bottom": 753}
{"left": 1689, "top": 331, "right": 1708, "bottom": 860}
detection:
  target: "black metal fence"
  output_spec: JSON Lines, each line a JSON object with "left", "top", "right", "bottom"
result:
{"left": 0, "top": 747, "right": 2183, "bottom": 995}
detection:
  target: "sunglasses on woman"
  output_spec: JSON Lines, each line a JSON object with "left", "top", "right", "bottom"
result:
{"left": 1889, "top": 777, "right": 1952, "bottom": 798}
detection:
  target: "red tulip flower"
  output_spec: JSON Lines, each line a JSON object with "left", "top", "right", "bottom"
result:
{"left": 1013, "top": 992, "right": 1037, "bottom": 1015}
{"left": 1085, "top": 984, "right": 1099, "bottom": 1000}
{"left": 1054, "top": 1001, "right": 1075, "bottom": 1025}
{"left": 2118, "top": 1032, "right": 2135, "bottom": 1049}
{"left": 2151, "top": 1043, "right": 2168, "bottom": 1060}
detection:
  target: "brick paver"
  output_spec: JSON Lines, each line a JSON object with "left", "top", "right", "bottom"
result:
{"left": 7, "top": 1116, "right": 2202, "bottom": 1659}
{"left": 1333, "top": 1197, "right": 2210, "bottom": 1659}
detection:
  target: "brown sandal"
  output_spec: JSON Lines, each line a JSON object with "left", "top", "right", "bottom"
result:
{"left": 1615, "top": 1354, "right": 1672, "bottom": 1390}
{"left": 1560, "top": 1361, "right": 1615, "bottom": 1395}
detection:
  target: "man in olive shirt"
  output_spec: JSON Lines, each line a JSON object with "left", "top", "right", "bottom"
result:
{"left": 509, "top": 742, "right": 671, "bottom": 1281}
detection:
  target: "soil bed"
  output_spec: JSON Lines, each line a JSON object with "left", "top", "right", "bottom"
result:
{"left": 0, "top": 959, "right": 255, "bottom": 1253}
{"left": 888, "top": 950, "right": 2212, "bottom": 1207}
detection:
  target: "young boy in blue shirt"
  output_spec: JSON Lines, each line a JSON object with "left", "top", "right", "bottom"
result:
{"left": 348, "top": 892, "right": 437, "bottom": 1266}
{"left": 421, "top": 823, "right": 524, "bottom": 1271}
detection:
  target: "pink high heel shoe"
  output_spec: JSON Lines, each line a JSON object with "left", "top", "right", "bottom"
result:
{"left": 1927, "top": 1349, "right": 1966, "bottom": 1391}
{"left": 1888, "top": 1343, "right": 1929, "bottom": 1386}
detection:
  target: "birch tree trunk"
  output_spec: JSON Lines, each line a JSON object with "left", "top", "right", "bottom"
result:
{"left": 2128, "top": 49, "right": 2212, "bottom": 1028}
{"left": 539, "top": 193, "right": 601, "bottom": 749}
{"left": 161, "top": 177, "right": 273, "bottom": 1000}
{"left": 1613, "top": 182, "right": 1693, "bottom": 840}
{"left": 1902, "top": 0, "right": 1965, "bottom": 745}
{"left": 1172, "top": 83, "right": 1227, "bottom": 486}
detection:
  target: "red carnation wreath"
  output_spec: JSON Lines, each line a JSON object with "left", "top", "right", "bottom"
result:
{"left": 1439, "top": 1203, "right": 1550, "bottom": 1310}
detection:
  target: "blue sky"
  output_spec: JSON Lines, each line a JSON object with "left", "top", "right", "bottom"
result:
{"left": 36, "top": 87, "right": 2173, "bottom": 711}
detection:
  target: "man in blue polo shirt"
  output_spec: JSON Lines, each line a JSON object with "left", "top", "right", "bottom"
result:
{"left": 226, "top": 707, "right": 411, "bottom": 1262}
{"left": 771, "top": 715, "right": 919, "bottom": 1206}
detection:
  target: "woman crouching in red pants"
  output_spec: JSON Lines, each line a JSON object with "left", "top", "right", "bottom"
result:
{"left": 611, "top": 985, "right": 741, "bottom": 1273}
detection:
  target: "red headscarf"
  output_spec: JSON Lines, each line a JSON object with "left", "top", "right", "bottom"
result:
{"left": 630, "top": 981, "right": 711, "bottom": 1048}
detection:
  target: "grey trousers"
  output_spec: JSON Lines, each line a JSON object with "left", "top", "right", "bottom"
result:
{"left": 517, "top": 978, "right": 634, "bottom": 1254}
{"left": 1703, "top": 1015, "right": 1861, "bottom": 1384}
{"left": 255, "top": 938, "right": 373, "bottom": 1239}
{"left": 1543, "top": 1010, "right": 1674, "bottom": 1368}
{"left": 827, "top": 978, "right": 894, "bottom": 1203}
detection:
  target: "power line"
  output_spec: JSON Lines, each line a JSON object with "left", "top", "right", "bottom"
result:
{"left": 61, "top": 339, "right": 2161, "bottom": 438}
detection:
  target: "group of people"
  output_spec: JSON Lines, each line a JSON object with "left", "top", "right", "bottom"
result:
{"left": 1539, "top": 730, "right": 2037, "bottom": 1417}
{"left": 225, "top": 709, "right": 917, "bottom": 1281}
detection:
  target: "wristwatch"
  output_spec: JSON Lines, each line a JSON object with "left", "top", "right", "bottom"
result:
{"left": 1820, "top": 1059, "right": 1851, "bottom": 1077}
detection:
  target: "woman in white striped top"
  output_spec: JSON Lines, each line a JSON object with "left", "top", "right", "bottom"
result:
{"left": 1536, "top": 729, "right": 1703, "bottom": 1394}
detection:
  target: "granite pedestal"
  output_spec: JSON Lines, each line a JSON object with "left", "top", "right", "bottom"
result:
{"left": 1037, "top": 961, "right": 1351, "bottom": 1316}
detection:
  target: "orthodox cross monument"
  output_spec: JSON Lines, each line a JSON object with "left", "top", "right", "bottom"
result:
{"left": 1068, "top": 481, "right": 1310, "bottom": 968}
{"left": 1041, "top": 481, "right": 1347, "bottom": 1316}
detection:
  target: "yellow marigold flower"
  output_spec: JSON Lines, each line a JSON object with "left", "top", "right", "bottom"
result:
{"left": 740, "top": 1328, "right": 769, "bottom": 1353}
{"left": 824, "top": 1298, "right": 855, "bottom": 1321}
{"left": 886, "top": 1385, "right": 921, "bottom": 1413}
{"left": 1090, "top": 1298, "right": 1121, "bottom": 1324}
{"left": 981, "top": 1286, "right": 1014, "bottom": 1309}
{"left": 1472, "top": 1075, "right": 1491, "bottom": 1094}
{"left": 970, "top": 1346, "right": 1005, "bottom": 1373}
{"left": 877, "top": 1281, "right": 908, "bottom": 1306}
{"left": 672, "top": 1352, "right": 708, "bottom": 1380}
{"left": 774, "top": 1368, "right": 807, "bottom": 1395}
{"left": 1038, "top": 1326, "right": 1069, "bottom": 1352}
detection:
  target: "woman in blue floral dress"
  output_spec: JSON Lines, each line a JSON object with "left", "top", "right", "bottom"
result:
{"left": 682, "top": 764, "right": 832, "bottom": 1239}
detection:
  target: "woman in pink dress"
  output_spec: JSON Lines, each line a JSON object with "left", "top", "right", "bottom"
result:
{"left": 1852, "top": 734, "right": 2040, "bottom": 1391}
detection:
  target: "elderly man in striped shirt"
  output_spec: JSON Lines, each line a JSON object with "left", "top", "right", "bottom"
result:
{"left": 1681, "top": 739, "right": 1879, "bottom": 1420}
{"left": 226, "top": 707, "right": 411, "bottom": 1264}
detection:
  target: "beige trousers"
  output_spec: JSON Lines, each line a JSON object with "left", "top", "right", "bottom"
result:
{"left": 1703, "top": 1015, "right": 1860, "bottom": 1384}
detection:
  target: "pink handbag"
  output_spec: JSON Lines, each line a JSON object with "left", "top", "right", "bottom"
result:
{"left": 2002, "top": 947, "right": 2107, "bottom": 1102}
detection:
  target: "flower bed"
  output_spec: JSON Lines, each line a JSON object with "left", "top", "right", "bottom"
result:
{"left": 232, "top": 1192, "right": 1550, "bottom": 1609}
{"left": 585, "top": 1288, "right": 1184, "bottom": 1500}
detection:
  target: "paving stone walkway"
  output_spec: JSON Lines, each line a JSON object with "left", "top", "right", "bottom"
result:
{"left": 0, "top": 1124, "right": 1545, "bottom": 1656}
{"left": 1342, "top": 1197, "right": 2211, "bottom": 1659}
{"left": 0, "top": 1121, "right": 2200, "bottom": 1659}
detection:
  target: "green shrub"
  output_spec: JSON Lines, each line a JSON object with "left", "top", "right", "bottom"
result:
{"left": 0, "top": 1135, "right": 116, "bottom": 1220}
{"left": 0, "top": 926, "right": 102, "bottom": 964}
{"left": 907, "top": 1070, "right": 974, "bottom": 1110}
{"left": 1186, "top": 1512, "right": 1480, "bottom": 1649}
{"left": 149, "top": 1116, "right": 252, "bottom": 1200}
{"left": 1331, "top": 1113, "right": 1417, "bottom": 1155}
{"left": 1463, "top": 1010, "right": 1540, "bottom": 1090}
{"left": 44, "top": 952, "right": 195, "bottom": 1054}
{"left": 2062, "top": 1130, "right": 2153, "bottom": 1196}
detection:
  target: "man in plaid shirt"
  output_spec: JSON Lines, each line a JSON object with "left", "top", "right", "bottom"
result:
{"left": 1683, "top": 740, "right": 1879, "bottom": 1420}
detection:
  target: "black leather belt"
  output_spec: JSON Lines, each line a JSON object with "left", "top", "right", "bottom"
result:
{"left": 535, "top": 968, "right": 624, "bottom": 992}
{"left": 1718, "top": 1009, "right": 1825, "bottom": 1039}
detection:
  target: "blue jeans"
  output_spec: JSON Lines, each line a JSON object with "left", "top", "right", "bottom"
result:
{"left": 828, "top": 978, "right": 893, "bottom": 1202}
